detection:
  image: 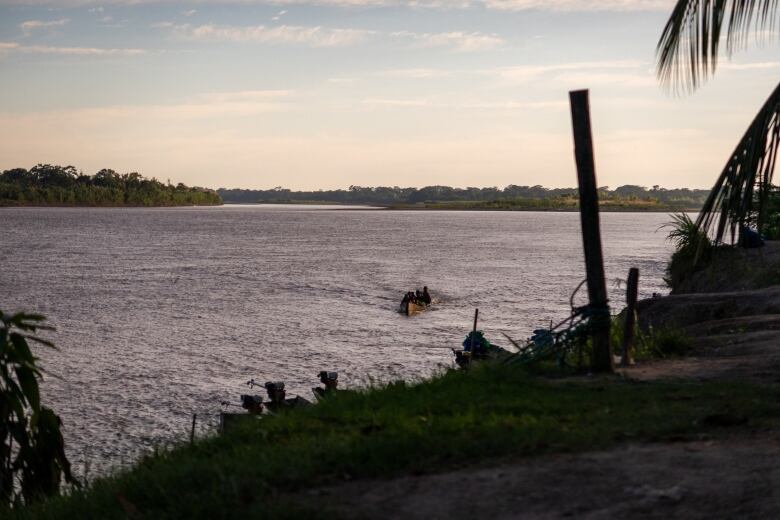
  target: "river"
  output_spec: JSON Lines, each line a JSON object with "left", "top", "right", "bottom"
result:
{"left": 1, "top": 205, "right": 675, "bottom": 476}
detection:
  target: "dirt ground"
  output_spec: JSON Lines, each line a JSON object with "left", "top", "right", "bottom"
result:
{"left": 299, "top": 289, "right": 780, "bottom": 519}
{"left": 310, "top": 437, "right": 780, "bottom": 519}
{"left": 631, "top": 288, "right": 780, "bottom": 384}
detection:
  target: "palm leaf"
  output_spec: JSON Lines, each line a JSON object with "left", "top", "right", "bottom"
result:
{"left": 657, "top": 0, "right": 780, "bottom": 91}
{"left": 696, "top": 81, "right": 780, "bottom": 243}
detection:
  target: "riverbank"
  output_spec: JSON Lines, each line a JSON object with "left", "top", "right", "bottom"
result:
{"left": 13, "top": 357, "right": 780, "bottom": 518}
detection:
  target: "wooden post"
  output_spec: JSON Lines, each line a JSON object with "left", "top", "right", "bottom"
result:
{"left": 469, "top": 308, "right": 479, "bottom": 363}
{"left": 569, "top": 89, "right": 613, "bottom": 373}
{"left": 620, "top": 268, "right": 639, "bottom": 366}
{"left": 190, "top": 413, "right": 197, "bottom": 445}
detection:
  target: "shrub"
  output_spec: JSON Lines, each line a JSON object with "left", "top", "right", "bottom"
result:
{"left": 663, "top": 213, "right": 712, "bottom": 291}
{"left": 0, "top": 311, "right": 76, "bottom": 506}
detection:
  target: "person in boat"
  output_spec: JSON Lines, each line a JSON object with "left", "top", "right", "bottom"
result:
{"left": 422, "top": 286, "right": 431, "bottom": 305}
{"left": 401, "top": 292, "right": 410, "bottom": 308}
{"left": 415, "top": 290, "right": 423, "bottom": 303}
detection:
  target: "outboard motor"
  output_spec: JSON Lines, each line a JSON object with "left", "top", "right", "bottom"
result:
{"left": 240, "top": 394, "right": 264, "bottom": 414}
{"left": 313, "top": 371, "right": 338, "bottom": 399}
{"left": 264, "top": 381, "right": 286, "bottom": 404}
{"left": 320, "top": 371, "right": 338, "bottom": 390}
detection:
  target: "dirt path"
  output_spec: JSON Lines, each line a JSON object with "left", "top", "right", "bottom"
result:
{"left": 310, "top": 437, "right": 780, "bottom": 519}
{"left": 302, "top": 290, "right": 780, "bottom": 519}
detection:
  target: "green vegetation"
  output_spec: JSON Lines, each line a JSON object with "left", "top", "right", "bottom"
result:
{"left": 219, "top": 184, "right": 708, "bottom": 211}
{"left": 664, "top": 213, "right": 714, "bottom": 292}
{"left": 0, "top": 165, "right": 221, "bottom": 207}
{"left": 761, "top": 187, "right": 780, "bottom": 240}
{"left": 13, "top": 362, "right": 779, "bottom": 518}
{"left": 610, "top": 318, "right": 693, "bottom": 361}
{"left": 0, "top": 312, "right": 75, "bottom": 507}
{"left": 515, "top": 316, "right": 694, "bottom": 375}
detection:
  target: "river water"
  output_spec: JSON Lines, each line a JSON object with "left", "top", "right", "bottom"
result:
{"left": 1, "top": 205, "right": 674, "bottom": 476}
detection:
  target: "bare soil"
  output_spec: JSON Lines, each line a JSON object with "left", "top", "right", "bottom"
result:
{"left": 310, "top": 437, "right": 780, "bottom": 519}
{"left": 300, "top": 288, "right": 780, "bottom": 519}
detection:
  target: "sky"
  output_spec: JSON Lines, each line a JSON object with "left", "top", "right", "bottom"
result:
{"left": 0, "top": 0, "right": 778, "bottom": 190}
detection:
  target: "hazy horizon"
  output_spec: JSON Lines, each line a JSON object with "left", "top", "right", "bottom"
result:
{"left": 1, "top": 0, "right": 777, "bottom": 190}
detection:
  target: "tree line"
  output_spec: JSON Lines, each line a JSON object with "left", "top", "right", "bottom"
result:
{"left": 0, "top": 165, "right": 222, "bottom": 206}
{"left": 218, "top": 184, "right": 710, "bottom": 209}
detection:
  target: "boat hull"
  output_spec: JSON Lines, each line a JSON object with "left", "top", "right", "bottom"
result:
{"left": 404, "top": 301, "right": 427, "bottom": 316}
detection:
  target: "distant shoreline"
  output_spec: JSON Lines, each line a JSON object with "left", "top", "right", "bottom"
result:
{"left": 0, "top": 202, "right": 223, "bottom": 208}
{"left": 1, "top": 201, "right": 701, "bottom": 212}
{"left": 221, "top": 201, "right": 700, "bottom": 212}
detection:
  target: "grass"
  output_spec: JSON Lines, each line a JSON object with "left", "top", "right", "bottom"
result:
{"left": 13, "top": 362, "right": 780, "bottom": 519}
{"left": 608, "top": 318, "right": 693, "bottom": 361}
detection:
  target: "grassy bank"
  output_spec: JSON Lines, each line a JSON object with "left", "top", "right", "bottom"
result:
{"left": 14, "top": 363, "right": 779, "bottom": 519}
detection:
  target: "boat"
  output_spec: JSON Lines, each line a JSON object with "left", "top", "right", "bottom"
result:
{"left": 400, "top": 287, "right": 433, "bottom": 315}
{"left": 402, "top": 300, "right": 428, "bottom": 316}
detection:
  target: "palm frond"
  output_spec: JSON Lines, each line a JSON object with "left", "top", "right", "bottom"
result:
{"left": 697, "top": 81, "right": 780, "bottom": 243}
{"left": 657, "top": 0, "right": 780, "bottom": 91}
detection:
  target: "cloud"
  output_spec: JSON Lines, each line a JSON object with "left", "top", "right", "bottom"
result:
{"left": 1, "top": 42, "right": 145, "bottom": 56}
{"left": 161, "top": 22, "right": 501, "bottom": 51}
{"left": 481, "top": 60, "right": 646, "bottom": 83}
{"left": 19, "top": 18, "right": 69, "bottom": 34}
{"left": 327, "top": 77, "right": 358, "bottom": 83}
{"left": 183, "top": 8, "right": 197, "bottom": 16}
{"left": 482, "top": 0, "right": 672, "bottom": 11}
{"left": 362, "top": 98, "right": 437, "bottom": 107}
{"left": 0, "top": 0, "right": 675, "bottom": 11}
{"left": 720, "top": 61, "right": 780, "bottom": 71}
{"left": 391, "top": 30, "right": 504, "bottom": 52}
{"left": 26, "top": 45, "right": 145, "bottom": 56}
{"left": 553, "top": 71, "right": 654, "bottom": 87}
{"left": 170, "top": 23, "right": 376, "bottom": 47}
{"left": 0, "top": 90, "right": 293, "bottom": 123}
{"left": 361, "top": 97, "right": 568, "bottom": 110}
{"left": 377, "top": 68, "right": 451, "bottom": 78}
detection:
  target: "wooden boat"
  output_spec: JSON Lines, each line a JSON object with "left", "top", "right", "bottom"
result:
{"left": 403, "top": 300, "right": 428, "bottom": 316}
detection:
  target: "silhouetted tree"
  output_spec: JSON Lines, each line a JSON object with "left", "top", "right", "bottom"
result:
{"left": 657, "top": 1, "right": 780, "bottom": 242}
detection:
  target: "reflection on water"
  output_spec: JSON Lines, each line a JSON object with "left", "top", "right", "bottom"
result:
{"left": 1, "top": 206, "right": 673, "bottom": 475}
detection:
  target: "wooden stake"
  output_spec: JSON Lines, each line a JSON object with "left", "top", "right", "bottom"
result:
{"left": 620, "top": 268, "right": 639, "bottom": 366}
{"left": 569, "top": 89, "right": 613, "bottom": 373}
{"left": 190, "top": 413, "right": 197, "bottom": 445}
{"left": 469, "top": 308, "right": 479, "bottom": 363}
